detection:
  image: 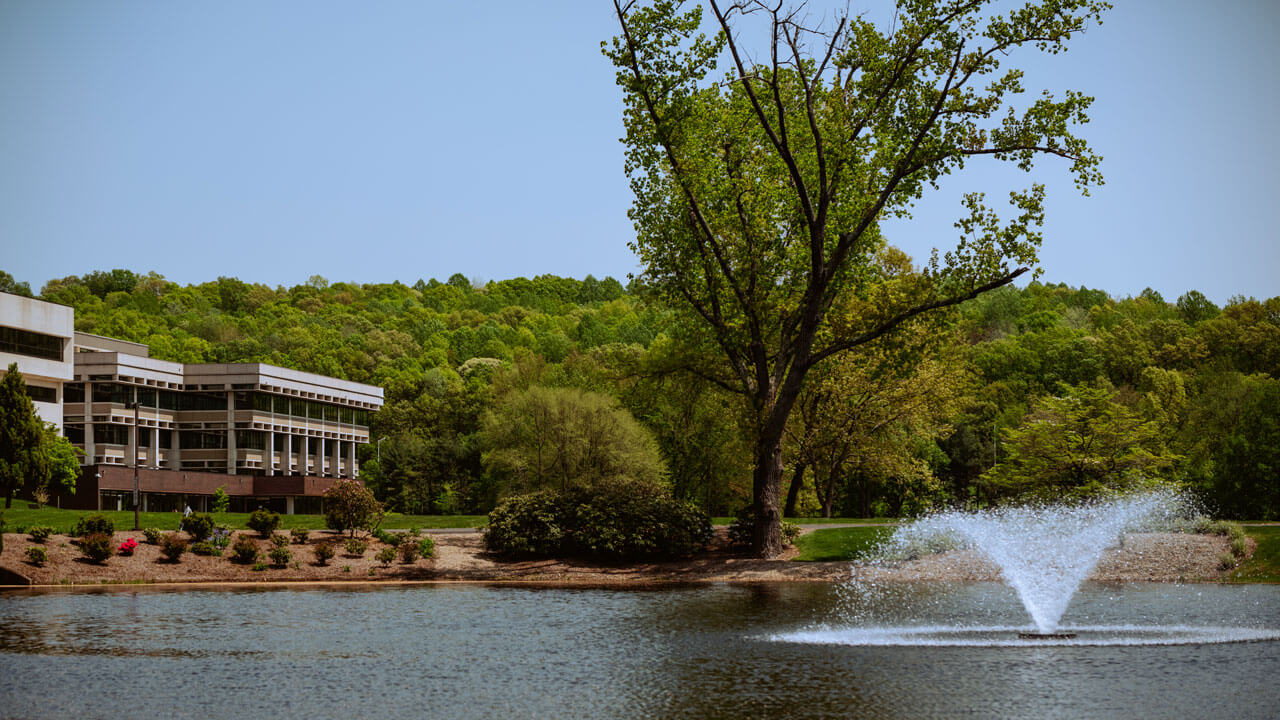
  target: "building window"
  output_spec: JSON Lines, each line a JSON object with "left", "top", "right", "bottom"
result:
{"left": 64, "top": 424, "right": 85, "bottom": 444}
{"left": 340, "top": 407, "right": 353, "bottom": 424}
{"left": 92, "top": 383, "right": 132, "bottom": 405}
{"left": 274, "top": 434, "right": 287, "bottom": 451}
{"left": 290, "top": 398, "right": 306, "bottom": 418}
{"left": 179, "top": 392, "right": 227, "bottom": 412}
{"left": 93, "top": 424, "right": 131, "bottom": 445}
{"left": 65, "top": 383, "right": 85, "bottom": 403}
{"left": 25, "top": 384, "right": 57, "bottom": 403}
{"left": 235, "top": 430, "right": 267, "bottom": 450}
{"left": 274, "top": 395, "right": 289, "bottom": 414}
{"left": 180, "top": 430, "right": 228, "bottom": 449}
{"left": 0, "top": 325, "right": 63, "bottom": 361}
{"left": 308, "top": 401, "right": 323, "bottom": 420}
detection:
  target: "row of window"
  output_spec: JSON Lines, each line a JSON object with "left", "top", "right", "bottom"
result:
{"left": 0, "top": 325, "right": 63, "bottom": 361}
{"left": 25, "top": 385, "right": 57, "bottom": 403}
{"left": 65, "top": 425, "right": 347, "bottom": 455}
{"left": 64, "top": 383, "right": 370, "bottom": 425}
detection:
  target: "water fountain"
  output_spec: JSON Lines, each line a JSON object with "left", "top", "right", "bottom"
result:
{"left": 775, "top": 491, "right": 1280, "bottom": 647}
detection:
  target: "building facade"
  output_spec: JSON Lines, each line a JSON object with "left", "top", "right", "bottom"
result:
{"left": 0, "top": 291, "right": 74, "bottom": 428}
{"left": 2, "top": 291, "right": 383, "bottom": 514}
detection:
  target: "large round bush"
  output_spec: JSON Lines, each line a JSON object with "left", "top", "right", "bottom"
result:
{"left": 485, "top": 484, "right": 712, "bottom": 560}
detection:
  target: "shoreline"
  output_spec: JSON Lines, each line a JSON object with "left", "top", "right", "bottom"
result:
{"left": 1, "top": 529, "right": 1248, "bottom": 591}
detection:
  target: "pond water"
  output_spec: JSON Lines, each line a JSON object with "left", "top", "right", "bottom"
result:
{"left": 1, "top": 582, "right": 1278, "bottom": 719}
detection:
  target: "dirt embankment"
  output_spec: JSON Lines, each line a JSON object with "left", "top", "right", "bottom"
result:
{"left": 0, "top": 530, "right": 1239, "bottom": 588}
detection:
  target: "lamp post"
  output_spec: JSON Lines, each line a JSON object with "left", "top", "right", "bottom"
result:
{"left": 128, "top": 401, "right": 140, "bottom": 530}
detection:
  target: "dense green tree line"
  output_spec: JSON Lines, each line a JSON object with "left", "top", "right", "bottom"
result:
{"left": 4, "top": 267, "right": 1278, "bottom": 519}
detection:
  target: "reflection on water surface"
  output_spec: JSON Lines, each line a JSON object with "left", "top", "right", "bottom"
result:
{"left": 1, "top": 582, "right": 1278, "bottom": 719}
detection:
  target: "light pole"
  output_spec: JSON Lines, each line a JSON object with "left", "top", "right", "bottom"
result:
{"left": 129, "top": 401, "right": 140, "bottom": 530}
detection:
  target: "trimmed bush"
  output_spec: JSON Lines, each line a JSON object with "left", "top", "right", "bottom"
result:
{"left": 399, "top": 539, "right": 420, "bottom": 563}
{"left": 344, "top": 538, "right": 367, "bottom": 557}
{"left": 1219, "top": 552, "right": 1238, "bottom": 571}
{"left": 190, "top": 541, "right": 221, "bottom": 556}
{"left": 314, "top": 542, "right": 335, "bottom": 565}
{"left": 376, "top": 547, "right": 396, "bottom": 566}
{"left": 27, "top": 526, "right": 53, "bottom": 543}
{"left": 79, "top": 532, "right": 114, "bottom": 563}
{"left": 230, "top": 535, "right": 260, "bottom": 565}
{"left": 72, "top": 513, "right": 114, "bottom": 538}
{"left": 25, "top": 546, "right": 48, "bottom": 565}
{"left": 485, "top": 485, "right": 713, "bottom": 560}
{"left": 142, "top": 527, "right": 163, "bottom": 545}
{"left": 181, "top": 512, "right": 215, "bottom": 541}
{"left": 160, "top": 533, "right": 188, "bottom": 562}
{"left": 268, "top": 546, "right": 292, "bottom": 567}
{"left": 290, "top": 528, "right": 310, "bottom": 544}
{"left": 323, "top": 479, "right": 382, "bottom": 537}
{"left": 248, "top": 509, "right": 281, "bottom": 538}
{"left": 269, "top": 533, "right": 290, "bottom": 549}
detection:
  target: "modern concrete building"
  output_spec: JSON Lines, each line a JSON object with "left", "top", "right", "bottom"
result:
{"left": 0, "top": 291, "right": 74, "bottom": 428}
{"left": 2, "top": 290, "right": 383, "bottom": 514}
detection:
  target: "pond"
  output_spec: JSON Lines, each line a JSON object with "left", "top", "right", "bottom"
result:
{"left": 1, "top": 582, "right": 1278, "bottom": 719}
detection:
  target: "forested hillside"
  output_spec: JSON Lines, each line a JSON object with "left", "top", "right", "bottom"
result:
{"left": 4, "top": 269, "right": 1276, "bottom": 519}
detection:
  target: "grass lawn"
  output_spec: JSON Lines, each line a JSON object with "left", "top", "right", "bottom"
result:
{"left": 793, "top": 525, "right": 896, "bottom": 562}
{"left": 1228, "top": 526, "right": 1280, "bottom": 583}
{"left": 711, "top": 516, "right": 899, "bottom": 526}
{"left": 0, "top": 506, "right": 488, "bottom": 534}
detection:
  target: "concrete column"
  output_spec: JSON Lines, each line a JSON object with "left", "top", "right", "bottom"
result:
{"left": 331, "top": 440, "right": 342, "bottom": 478}
{"left": 266, "top": 429, "right": 275, "bottom": 475}
{"left": 285, "top": 496, "right": 295, "bottom": 515}
{"left": 303, "top": 435, "right": 311, "bottom": 475}
{"left": 226, "top": 391, "right": 237, "bottom": 475}
{"left": 347, "top": 441, "right": 356, "bottom": 478}
{"left": 152, "top": 427, "right": 160, "bottom": 468}
{"left": 84, "top": 381, "right": 95, "bottom": 464}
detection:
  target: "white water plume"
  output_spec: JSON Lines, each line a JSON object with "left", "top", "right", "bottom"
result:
{"left": 880, "top": 491, "right": 1186, "bottom": 633}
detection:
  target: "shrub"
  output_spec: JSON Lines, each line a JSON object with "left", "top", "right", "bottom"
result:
{"left": 79, "top": 532, "right": 114, "bottom": 563}
{"left": 142, "top": 527, "right": 163, "bottom": 545}
{"left": 372, "top": 528, "right": 396, "bottom": 546}
{"left": 230, "top": 535, "right": 260, "bottom": 565}
{"left": 484, "top": 491, "right": 566, "bottom": 557}
{"left": 376, "top": 547, "right": 396, "bottom": 566}
{"left": 117, "top": 537, "right": 138, "bottom": 556}
{"left": 1219, "top": 552, "right": 1238, "bottom": 571}
{"left": 1230, "top": 537, "right": 1250, "bottom": 558}
{"left": 160, "top": 533, "right": 188, "bottom": 562}
{"left": 344, "top": 538, "right": 367, "bottom": 557}
{"left": 314, "top": 542, "right": 335, "bottom": 565}
{"left": 485, "top": 485, "right": 713, "bottom": 560}
{"left": 72, "top": 513, "right": 114, "bottom": 538}
{"left": 399, "top": 540, "right": 420, "bottom": 563}
{"left": 268, "top": 546, "right": 292, "bottom": 567}
{"left": 25, "top": 546, "right": 48, "bottom": 565}
{"left": 191, "top": 541, "right": 220, "bottom": 556}
{"left": 248, "top": 509, "right": 281, "bottom": 538}
{"left": 290, "top": 528, "right": 310, "bottom": 544}
{"left": 181, "top": 512, "right": 215, "bottom": 541}
{"left": 728, "top": 507, "right": 800, "bottom": 549}
{"left": 27, "top": 526, "right": 53, "bottom": 543}
{"left": 323, "top": 479, "right": 383, "bottom": 537}
{"left": 269, "top": 533, "right": 290, "bottom": 549}
{"left": 252, "top": 562, "right": 267, "bottom": 572}
{"left": 417, "top": 536, "right": 436, "bottom": 559}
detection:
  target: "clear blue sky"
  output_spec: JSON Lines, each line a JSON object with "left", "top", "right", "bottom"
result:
{"left": 1, "top": 1, "right": 1275, "bottom": 305}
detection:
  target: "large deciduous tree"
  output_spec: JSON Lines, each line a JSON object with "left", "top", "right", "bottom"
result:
{"left": 606, "top": 0, "right": 1106, "bottom": 555}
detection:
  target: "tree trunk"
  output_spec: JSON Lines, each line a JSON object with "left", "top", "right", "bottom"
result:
{"left": 751, "top": 437, "right": 784, "bottom": 558}
{"left": 783, "top": 462, "right": 807, "bottom": 518}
